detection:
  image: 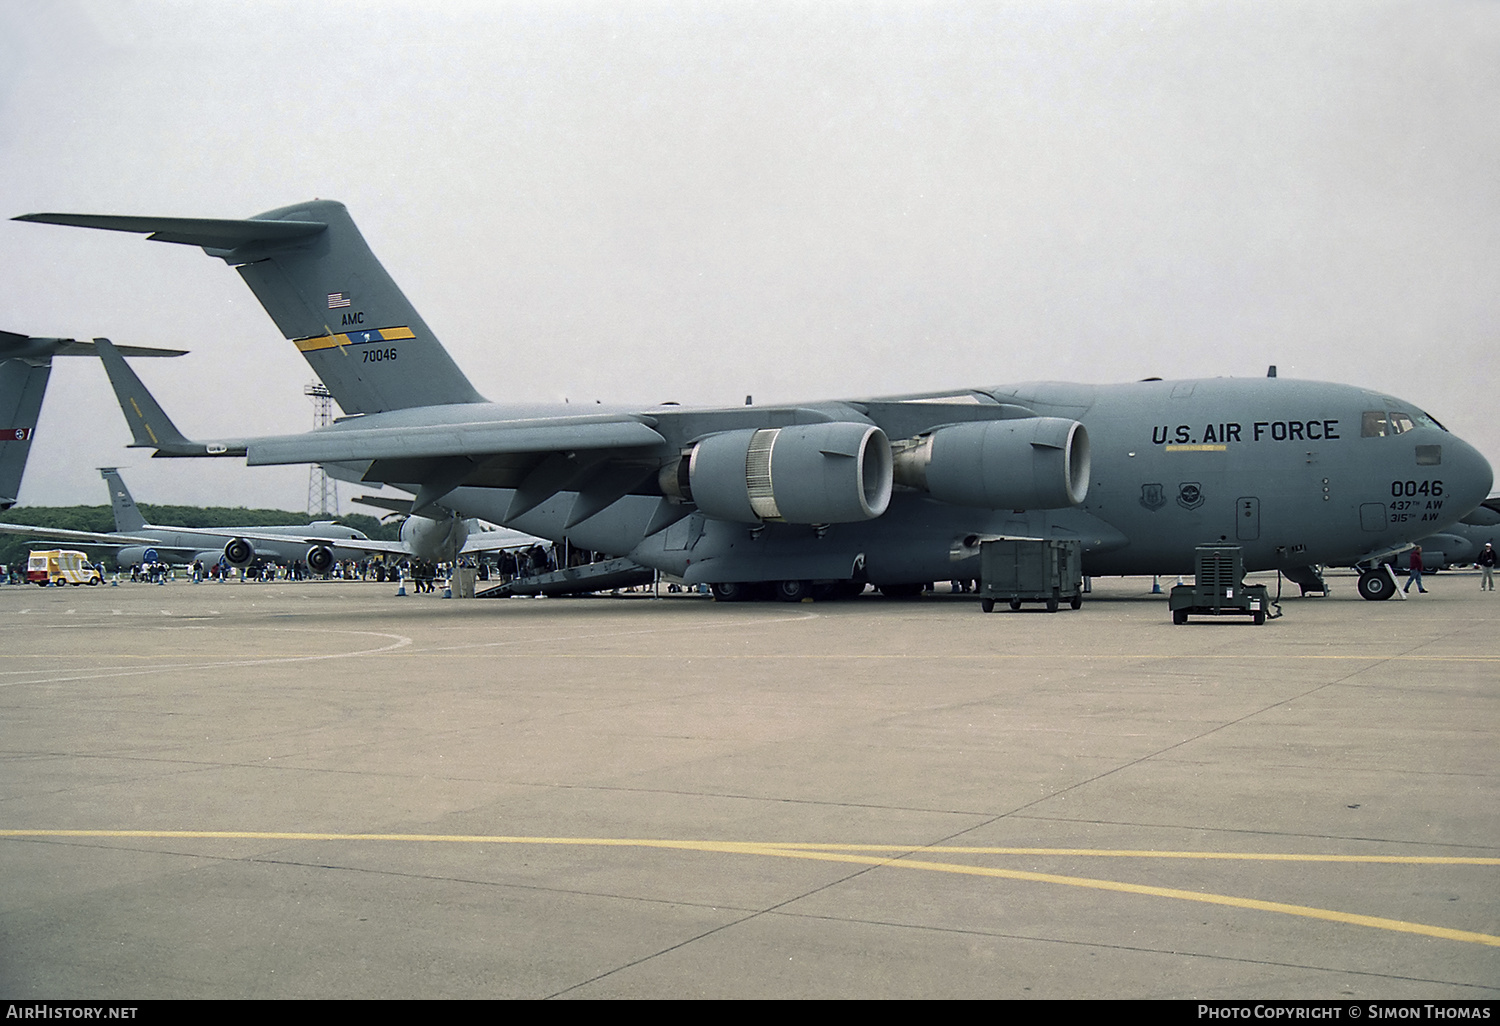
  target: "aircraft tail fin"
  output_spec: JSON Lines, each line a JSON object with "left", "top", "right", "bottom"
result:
{"left": 93, "top": 338, "right": 194, "bottom": 453}
{"left": 16, "top": 202, "right": 486, "bottom": 416}
{"left": 99, "top": 467, "right": 147, "bottom": 532}
{"left": 0, "top": 332, "right": 188, "bottom": 508}
{"left": 0, "top": 334, "right": 52, "bottom": 509}
{"left": 93, "top": 338, "right": 249, "bottom": 459}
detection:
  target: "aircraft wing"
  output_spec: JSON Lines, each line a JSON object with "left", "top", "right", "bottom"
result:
{"left": 127, "top": 525, "right": 384, "bottom": 552}
{"left": 93, "top": 337, "right": 663, "bottom": 517}
{"left": 0, "top": 523, "right": 158, "bottom": 546}
{"left": 242, "top": 416, "right": 664, "bottom": 466}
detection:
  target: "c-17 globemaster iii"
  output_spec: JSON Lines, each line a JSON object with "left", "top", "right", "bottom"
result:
{"left": 15, "top": 201, "right": 1494, "bottom": 601}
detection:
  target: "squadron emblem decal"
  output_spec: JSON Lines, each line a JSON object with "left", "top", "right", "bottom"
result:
{"left": 1177, "top": 482, "right": 1205, "bottom": 510}
{"left": 1139, "top": 483, "right": 1166, "bottom": 511}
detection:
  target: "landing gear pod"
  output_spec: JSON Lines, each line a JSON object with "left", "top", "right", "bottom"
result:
{"left": 892, "top": 417, "right": 1089, "bottom": 510}
{"left": 662, "top": 422, "right": 893, "bottom": 524}
{"left": 222, "top": 537, "right": 255, "bottom": 568}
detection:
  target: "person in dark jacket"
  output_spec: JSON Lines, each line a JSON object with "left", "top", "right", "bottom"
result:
{"left": 1478, "top": 542, "right": 1496, "bottom": 592}
{"left": 1403, "top": 545, "right": 1427, "bottom": 594}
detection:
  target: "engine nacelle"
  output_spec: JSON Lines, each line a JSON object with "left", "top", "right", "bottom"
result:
{"left": 117, "top": 546, "right": 155, "bottom": 567}
{"left": 400, "top": 514, "right": 470, "bottom": 564}
{"left": 661, "top": 422, "right": 893, "bottom": 524}
{"left": 306, "top": 545, "right": 335, "bottom": 574}
{"left": 222, "top": 537, "right": 255, "bottom": 568}
{"left": 892, "top": 417, "right": 1090, "bottom": 510}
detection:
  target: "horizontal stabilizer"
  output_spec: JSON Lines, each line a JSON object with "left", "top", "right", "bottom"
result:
{"left": 0, "top": 331, "right": 185, "bottom": 361}
{"left": 13, "top": 212, "right": 325, "bottom": 251}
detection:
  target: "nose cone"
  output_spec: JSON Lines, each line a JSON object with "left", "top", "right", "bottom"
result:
{"left": 1442, "top": 432, "right": 1494, "bottom": 521}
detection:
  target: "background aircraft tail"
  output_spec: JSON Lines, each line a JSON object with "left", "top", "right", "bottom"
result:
{"left": 16, "top": 202, "right": 487, "bottom": 417}
{"left": 0, "top": 333, "right": 186, "bottom": 509}
{"left": 94, "top": 338, "right": 195, "bottom": 454}
{"left": 0, "top": 334, "right": 52, "bottom": 509}
{"left": 99, "top": 467, "right": 147, "bottom": 532}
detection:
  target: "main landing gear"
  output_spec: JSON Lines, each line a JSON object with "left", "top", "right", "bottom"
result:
{"left": 709, "top": 580, "right": 874, "bottom": 602}
{"left": 1356, "top": 568, "right": 1397, "bottom": 601}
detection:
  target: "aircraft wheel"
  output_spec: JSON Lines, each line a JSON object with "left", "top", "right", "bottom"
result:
{"left": 1173, "top": 609, "right": 1188, "bottom": 624}
{"left": 1357, "top": 571, "right": 1395, "bottom": 601}
{"left": 1253, "top": 609, "right": 1266, "bottom": 625}
{"left": 1009, "top": 598, "right": 1021, "bottom": 610}
{"left": 980, "top": 598, "right": 995, "bottom": 613}
{"left": 710, "top": 581, "right": 751, "bottom": 602}
{"left": 775, "top": 579, "right": 812, "bottom": 602}
{"left": 1070, "top": 595, "right": 1082, "bottom": 610}
{"left": 1046, "top": 596, "right": 1059, "bottom": 612}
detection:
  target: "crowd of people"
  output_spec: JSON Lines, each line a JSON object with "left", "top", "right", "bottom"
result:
{"left": 0, "top": 542, "right": 587, "bottom": 591}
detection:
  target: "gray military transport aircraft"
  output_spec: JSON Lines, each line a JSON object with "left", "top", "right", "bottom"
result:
{"left": 0, "top": 331, "right": 184, "bottom": 509}
{"left": 0, "top": 466, "right": 374, "bottom": 571}
{"left": 14, "top": 201, "right": 1494, "bottom": 601}
{"left": 0, "top": 443, "right": 535, "bottom": 570}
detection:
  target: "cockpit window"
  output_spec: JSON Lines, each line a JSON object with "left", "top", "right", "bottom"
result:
{"left": 1365, "top": 410, "right": 1437, "bottom": 437}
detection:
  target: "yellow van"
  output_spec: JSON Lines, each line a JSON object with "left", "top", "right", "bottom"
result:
{"left": 26, "top": 550, "right": 103, "bottom": 586}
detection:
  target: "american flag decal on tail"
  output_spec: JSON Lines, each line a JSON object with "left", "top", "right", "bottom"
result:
{"left": 327, "top": 293, "right": 352, "bottom": 308}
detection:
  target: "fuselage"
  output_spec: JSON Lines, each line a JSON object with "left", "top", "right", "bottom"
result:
{"left": 404, "top": 376, "right": 1491, "bottom": 584}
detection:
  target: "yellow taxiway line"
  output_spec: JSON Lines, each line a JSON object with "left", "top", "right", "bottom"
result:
{"left": 4, "top": 829, "right": 1495, "bottom": 947}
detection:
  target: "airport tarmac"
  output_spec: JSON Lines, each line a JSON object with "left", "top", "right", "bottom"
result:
{"left": 1, "top": 571, "right": 1495, "bottom": 999}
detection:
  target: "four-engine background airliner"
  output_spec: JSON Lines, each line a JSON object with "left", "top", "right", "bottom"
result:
{"left": 0, "top": 463, "right": 535, "bottom": 570}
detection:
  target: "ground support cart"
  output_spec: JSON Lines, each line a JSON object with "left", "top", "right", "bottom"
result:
{"left": 978, "top": 539, "right": 1083, "bottom": 612}
{"left": 1169, "top": 544, "right": 1269, "bottom": 624}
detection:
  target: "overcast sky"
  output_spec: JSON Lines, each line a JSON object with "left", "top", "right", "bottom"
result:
{"left": 3, "top": 0, "right": 1496, "bottom": 513}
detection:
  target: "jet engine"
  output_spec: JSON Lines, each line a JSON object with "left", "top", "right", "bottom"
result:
{"left": 222, "top": 537, "right": 255, "bottom": 568}
{"left": 306, "top": 545, "right": 335, "bottom": 574}
{"left": 892, "top": 417, "right": 1090, "bottom": 510}
{"left": 660, "top": 422, "right": 893, "bottom": 524}
{"left": 117, "top": 546, "right": 154, "bottom": 567}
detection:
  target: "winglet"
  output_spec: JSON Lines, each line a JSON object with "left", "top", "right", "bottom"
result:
{"left": 92, "top": 338, "right": 247, "bottom": 457}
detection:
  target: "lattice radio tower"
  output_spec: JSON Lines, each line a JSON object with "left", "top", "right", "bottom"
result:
{"left": 305, "top": 382, "right": 339, "bottom": 516}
